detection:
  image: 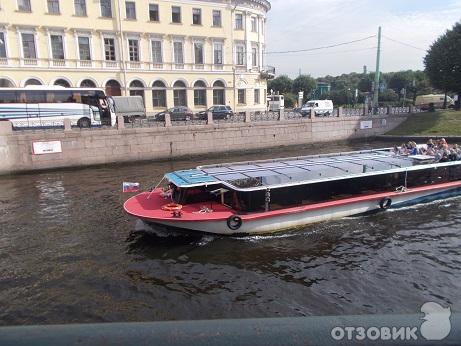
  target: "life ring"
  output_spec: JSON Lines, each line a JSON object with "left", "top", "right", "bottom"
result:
{"left": 227, "top": 215, "right": 243, "bottom": 230}
{"left": 162, "top": 203, "right": 183, "bottom": 212}
{"left": 379, "top": 198, "right": 392, "bottom": 210}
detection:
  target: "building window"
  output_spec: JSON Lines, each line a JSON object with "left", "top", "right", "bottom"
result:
{"left": 212, "top": 10, "right": 221, "bottom": 27}
{"left": 50, "top": 35, "right": 64, "bottom": 59}
{"left": 0, "top": 78, "right": 14, "bottom": 87}
{"left": 18, "top": 0, "right": 31, "bottom": 12}
{"left": 213, "top": 42, "right": 223, "bottom": 65}
{"left": 173, "top": 41, "right": 184, "bottom": 64}
{"left": 80, "top": 79, "right": 96, "bottom": 87}
{"left": 0, "top": 33, "right": 7, "bottom": 58}
{"left": 254, "top": 89, "right": 260, "bottom": 104}
{"left": 152, "top": 80, "right": 166, "bottom": 108}
{"left": 149, "top": 3, "right": 159, "bottom": 21}
{"left": 194, "top": 42, "right": 204, "bottom": 65}
{"left": 236, "top": 44, "right": 245, "bottom": 65}
{"left": 25, "top": 78, "right": 42, "bottom": 86}
{"left": 125, "top": 1, "right": 136, "bottom": 19}
{"left": 129, "top": 80, "right": 145, "bottom": 101}
{"left": 192, "top": 8, "right": 201, "bottom": 25}
{"left": 251, "top": 17, "right": 257, "bottom": 32}
{"left": 252, "top": 47, "right": 258, "bottom": 67}
{"left": 173, "top": 81, "right": 187, "bottom": 107}
{"left": 54, "top": 79, "right": 70, "bottom": 87}
{"left": 213, "top": 81, "right": 225, "bottom": 105}
{"left": 47, "top": 0, "right": 60, "bottom": 14}
{"left": 172, "top": 6, "right": 181, "bottom": 23}
{"left": 21, "top": 33, "right": 36, "bottom": 59}
{"left": 78, "top": 36, "right": 91, "bottom": 60}
{"left": 151, "top": 40, "right": 162, "bottom": 63}
{"left": 104, "top": 37, "right": 116, "bottom": 61}
{"left": 238, "top": 89, "right": 246, "bottom": 104}
{"left": 105, "top": 79, "right": 121, "bottom": 96}
{"left": 235, "top": 13, "right": 243, "bottom": 30}
{"left": 100, "top": 0, "right": 112, "bottom": 18}
{"left": 194, "top": 81, "right": 207, "bottom": 106}
{"left": 74, "top": 0, "right": 87, "bottom": 16}
{"left": 128, "top": 39, "right": 139, "bottom": 61}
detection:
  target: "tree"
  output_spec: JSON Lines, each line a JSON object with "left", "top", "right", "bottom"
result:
{"left": 292, "top": 74, "right": 316, "bottom": 101}
{"left": 424, "top": 22, "right": 461, "bottom": 110}
{"left": 268, "top": 75, "right": 293, "bottom": 95}
{"left": 388, "top": 71, "right": 414, "bottom": 97}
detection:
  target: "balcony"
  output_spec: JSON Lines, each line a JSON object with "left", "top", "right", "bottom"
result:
{"left": 260, "top": 66, "right": 276, "bottom": 79}
{"left": 23, "top": 58, "right": 38, "bottom": 66}
{"left": 51, "top": 59, "right": 66, "bottom": 67}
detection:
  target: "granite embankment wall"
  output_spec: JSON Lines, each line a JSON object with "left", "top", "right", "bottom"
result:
{"left": 0, "top": 114, "right": 408, "bottom": 174}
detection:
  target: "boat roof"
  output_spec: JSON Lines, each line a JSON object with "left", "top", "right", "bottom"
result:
{"left": 165, "top": 149, "right": 460, "bottom": 192}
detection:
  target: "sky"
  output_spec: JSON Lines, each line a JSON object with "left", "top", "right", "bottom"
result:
{"left": 265, "top": 0, "right": 461, "bottom": 78}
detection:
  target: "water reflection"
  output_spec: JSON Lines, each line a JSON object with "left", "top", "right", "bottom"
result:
{"left": 0, "top": 141, "right": 460, "bottom": 325}
{"left": 36, "top": 179, "right": 70, "bottom": 225}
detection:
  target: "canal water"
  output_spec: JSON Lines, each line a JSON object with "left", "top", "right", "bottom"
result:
{"left": 1, "top": 141, "right": 460, "bottom": 326}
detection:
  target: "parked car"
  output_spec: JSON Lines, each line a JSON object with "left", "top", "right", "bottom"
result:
{"left": 155, "top": 106, "right": 194, "bottom": 121}
{"left": 196, "top": 105, "right": 234, "bottom": 120}
{"left": 301, "top": 100, "right": 334, "bottom": 117}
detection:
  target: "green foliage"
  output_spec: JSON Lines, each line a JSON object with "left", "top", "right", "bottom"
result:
{"left": 379, "top": 89, "right": 399, "bottom": 102}
{"left": 292, "top": 74, "right": 317, "bottom": 101}
{"left": 283, "top": 93, "right": 297, "bottom": 108}
{"left": 387, "top": 70, "right": 414, "bottom": 95}
{"left": 424, "top": 22, "right": 461, "bottom": 109}
{"left": 268, "top": 75, "right": 293, "bottom": 95}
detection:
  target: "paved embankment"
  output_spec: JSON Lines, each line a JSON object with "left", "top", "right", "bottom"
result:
{"left": 0, "top": 114, "right": 408, "bottom": 174}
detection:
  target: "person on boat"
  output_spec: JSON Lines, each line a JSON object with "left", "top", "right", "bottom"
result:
{"left": 408, "top": 142, "right": 418, "bottom": 156}
{"left": 438, "top": 149, "right": 450, "bottom": 163}
{"left": 399, "top": 143, "right": 409, "bottom": 155}
{"left": 427, "top": 139, "right": 435, "bottom": 149}
{"left": 425, "top": 146, "right": 436, "bottom": 156}
{"left": 449, "top": 148, "right": 458, "bottom": 161}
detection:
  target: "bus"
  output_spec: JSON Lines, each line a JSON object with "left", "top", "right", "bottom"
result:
{"left": 267, "top": 94, "right": 284, "bottom": 111}
{"left": 0, "top": 86, "right": 116, "bottom": 128}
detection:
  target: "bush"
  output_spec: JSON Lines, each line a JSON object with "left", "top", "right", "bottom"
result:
{"left": 284, "top": 93, "right": 297, "bottom": 108}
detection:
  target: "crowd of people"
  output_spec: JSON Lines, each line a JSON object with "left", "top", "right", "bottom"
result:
{"left": 393, "top": 138, "right": 461, "bottom": 162}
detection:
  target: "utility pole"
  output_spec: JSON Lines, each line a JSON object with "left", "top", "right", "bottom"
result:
{"left": 372, "top": 26, "right": 382, "bottom": 109}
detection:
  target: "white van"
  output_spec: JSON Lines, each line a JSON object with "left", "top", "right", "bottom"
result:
{"left": 301, "top": 100, "right": 334, "bottom": 117}
{"left": 415, "top": 94, "right": 454, "bottom": 110}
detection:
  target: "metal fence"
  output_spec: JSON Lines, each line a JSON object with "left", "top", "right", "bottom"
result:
{"left": 250, "top": 111, "right": 280, "bottom": 122}
{"left": 10, "top": 107, "right": 425, "bottom": 131}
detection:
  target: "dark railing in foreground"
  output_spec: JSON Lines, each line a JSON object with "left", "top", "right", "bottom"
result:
{"left": 11, "top": 106, "right": 423, "bottom": 131}
{"left": 0, "top": 314, "right": 459, "bottom": 346}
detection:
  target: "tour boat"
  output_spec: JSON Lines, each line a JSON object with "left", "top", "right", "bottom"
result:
{"left": 124, "top": 149, "right": 461, "bottom": 235}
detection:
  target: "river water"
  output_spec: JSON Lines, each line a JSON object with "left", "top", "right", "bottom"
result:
{"left": 1, "top": 141, "right": 460, "bottom": 326}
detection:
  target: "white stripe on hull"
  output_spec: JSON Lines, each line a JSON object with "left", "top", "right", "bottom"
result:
{"left": 143, "top": 187, "right": 460, "bottom": 235}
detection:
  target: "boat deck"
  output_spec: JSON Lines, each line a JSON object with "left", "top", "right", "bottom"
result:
{"left": 166, "top": 149, "right": 444, "bottom": 191}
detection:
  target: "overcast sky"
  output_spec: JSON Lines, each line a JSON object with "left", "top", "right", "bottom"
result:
{"left": 265, "top": 0, "right": 461, "bottom": 78}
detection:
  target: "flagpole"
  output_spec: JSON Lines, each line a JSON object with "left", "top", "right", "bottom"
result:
{"left": 147, "top": 176, "right": 166, "bottom": 200}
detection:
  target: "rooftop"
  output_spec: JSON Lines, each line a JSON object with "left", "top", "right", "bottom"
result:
{"left": 166, "top": 149, "right": 442, "bottom": 191}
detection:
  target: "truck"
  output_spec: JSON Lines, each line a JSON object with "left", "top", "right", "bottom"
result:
{"left": 415, "top": 94, "right": 454, "bottom": 110}
{"left": 267, "top": 94, "right": 285, "bottom": 111}
{"left": 109, "top": 95, "right": 146, "bottom": 123}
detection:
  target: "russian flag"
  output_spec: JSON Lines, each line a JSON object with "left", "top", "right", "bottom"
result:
{"left": 122, "top": 182, "right": 140, "bottom": 193}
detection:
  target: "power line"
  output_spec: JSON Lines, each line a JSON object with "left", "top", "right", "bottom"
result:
{"left": 265, "top": 35, "right": 376, "bottom": 55}
{"left": 382, "top": 35, "right": 426, "bottom": 51}
{"left": 268, "top": 46, "right": 377, "bottom": 58}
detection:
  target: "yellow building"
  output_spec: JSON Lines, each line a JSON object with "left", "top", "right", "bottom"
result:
{"left": 0, "top": 0, "right": 273, "bottom": 114}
